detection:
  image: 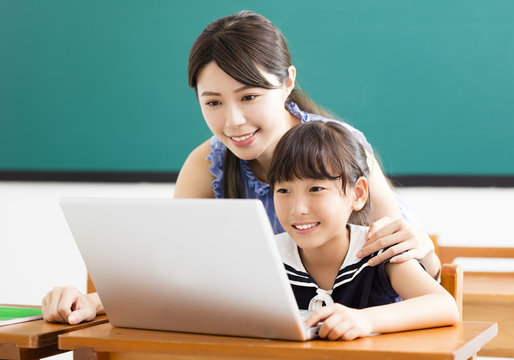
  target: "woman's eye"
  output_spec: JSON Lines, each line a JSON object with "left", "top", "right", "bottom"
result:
{"left": 205, "top": 100, "right": 220, "bottom": 106}
{"left": 276, "top": 188, "right": 289, "bottom": 194}
{"left": 242, "top": 95, "right": 257, "bottom": 102}
{"left": 310, "top": 186, "right": 323, "bottom": 192}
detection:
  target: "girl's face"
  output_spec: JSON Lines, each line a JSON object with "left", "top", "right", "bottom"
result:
{"left": 196, "top": 61, "right": 298, "bottom": 164}
{"left": 273, "top": 177, "right": 365, "bottom": 252}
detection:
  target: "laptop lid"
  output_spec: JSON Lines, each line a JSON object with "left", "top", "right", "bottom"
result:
{"left": 60, "top": 198, "right": 318, "bottom": 341}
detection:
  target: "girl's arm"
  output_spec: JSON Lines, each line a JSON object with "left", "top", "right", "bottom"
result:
{"left": 363, "top": 156, "right": 441, "bottom": 278}
{"left": 365, "top": 259, "right": 458, "bottom": 334}
{"left": 174, "top": 140, "right": 216, "bottom": 198}
{"left": 304, "top": 259, "right": 459, "bottom": 340}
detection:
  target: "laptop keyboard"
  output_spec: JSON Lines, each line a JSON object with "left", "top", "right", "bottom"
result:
{"left": 299, "top": 309, "right": 314, "bottom": 322}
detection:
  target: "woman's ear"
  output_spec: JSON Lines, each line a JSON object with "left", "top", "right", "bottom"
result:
{"left": 352, "top": 177, "right": 369, "bottom": 211}
{"left": 285, "top": 65, "right": 296, "bottom": 97}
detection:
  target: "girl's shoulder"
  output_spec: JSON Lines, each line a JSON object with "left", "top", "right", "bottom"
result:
{"left": 274, "top": 232, "right": 304, "bottom": 270}
{"left": 339, "top": 224, "right": 371, "bottom": 269}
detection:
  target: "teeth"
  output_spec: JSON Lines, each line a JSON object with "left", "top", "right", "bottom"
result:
{"left": 295, "top": 223, "right": 317, "bottom": 230}
{"left": 231, "top": 132, "right": 254, "bottom": 142}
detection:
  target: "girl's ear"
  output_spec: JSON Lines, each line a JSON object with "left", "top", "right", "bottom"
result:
{"left": 285, "top": 65, "right": 296, "bottom": 97}
{"left": 352, "top": 177, "right": 368, "bottom": 211}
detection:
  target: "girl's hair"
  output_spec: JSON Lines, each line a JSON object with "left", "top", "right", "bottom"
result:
{"left": 188, "top": 10, "right": 332, "bottom": 198}
{"left": 267, "top": 121, "right": 371, "bottom": 226}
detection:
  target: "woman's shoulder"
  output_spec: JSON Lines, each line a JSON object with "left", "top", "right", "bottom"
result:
{"left": 174, "top": 139, "right": 215, "bottom": 198}
{"left": 180, "top": 139, "right": 212, "bottom": 169}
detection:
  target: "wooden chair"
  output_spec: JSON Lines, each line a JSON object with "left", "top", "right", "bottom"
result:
{"left": 440, "top": 263, "right": 463, "bottom": 320}
{"left": 434, "top": 243, "right": 514, "bottom": 265}
{"left": 87, "top": 273, "right": 96, "bottom": 294}
{"left": 431, "top": 235, "right": 514, "bottom": 357}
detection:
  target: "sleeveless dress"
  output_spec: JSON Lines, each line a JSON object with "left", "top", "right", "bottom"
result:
{"left": 206, "top": 102, "right": 416, "bottom": 234}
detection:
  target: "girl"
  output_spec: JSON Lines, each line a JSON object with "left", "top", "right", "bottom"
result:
{"left": 42, "top": 10, "right": 440, "bottom": 325}
{"left": 178, "top": 10, "right": 439, "bottom": 273}
{"left": 268, "top": 121, "right": 459, "bottom": 340}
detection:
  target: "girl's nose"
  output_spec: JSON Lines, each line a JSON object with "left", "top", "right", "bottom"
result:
{"left": 291, "top": 195, "right": 309, "bottom": 216}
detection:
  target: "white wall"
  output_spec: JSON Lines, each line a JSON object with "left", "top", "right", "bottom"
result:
{"left": 1, "top": 182, "right": 513, "bottom": 360}
{"left": 1, "top": 182, "right": 175, "bottom": 306}
{"left": 396, "top": 187, "right": 514, "bottom": 272}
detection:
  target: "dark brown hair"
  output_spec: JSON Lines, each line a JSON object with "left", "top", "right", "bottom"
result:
{"left": 267, "top": 121, "right": 371, "bottom": 225}
{"left": 188, "top": 10, "right": 332, "bottom": 198}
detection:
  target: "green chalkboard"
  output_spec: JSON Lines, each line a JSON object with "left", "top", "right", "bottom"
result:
{"left": 1, "top": 1, "right": 513, "bottom": 176}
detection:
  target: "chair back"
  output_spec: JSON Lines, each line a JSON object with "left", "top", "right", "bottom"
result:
{"left": 440, "top": 263, "right": 463, "bottom": 320}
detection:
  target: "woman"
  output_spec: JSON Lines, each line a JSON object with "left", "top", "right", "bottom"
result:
{"left": 42, "top": 10, "right": 439, "bottom": 325}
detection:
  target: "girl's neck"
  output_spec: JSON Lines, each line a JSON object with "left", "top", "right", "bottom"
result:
{"left": 299, "top": 226, "right": 351, "bottom": 290}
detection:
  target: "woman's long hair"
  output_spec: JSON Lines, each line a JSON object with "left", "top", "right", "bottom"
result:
{"left": 188, "top": 10, "right": 332, "bottom": 198}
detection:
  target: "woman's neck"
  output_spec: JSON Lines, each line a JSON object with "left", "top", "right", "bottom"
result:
{"left": 299, "top": 226, "right": 351, "bottom": 290}
{"left": 250, "top": 110, "right": 300, "bottom": 183}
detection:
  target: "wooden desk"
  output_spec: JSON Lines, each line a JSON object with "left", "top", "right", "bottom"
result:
{"left": 59, "top": 321, "right": 497, "bottom": 360}
{"left": 463, "top": 272, "right": 514, "bottom": 357}
{"left": 430, "top": 236, "right": 514, "bottom": 357}
{"left": 0, "top": 312, "right": 108, "bottom": 360}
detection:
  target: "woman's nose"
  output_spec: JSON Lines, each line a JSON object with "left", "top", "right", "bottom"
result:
{"left": 225, "top": 105, "right": 246, "bottom": 128}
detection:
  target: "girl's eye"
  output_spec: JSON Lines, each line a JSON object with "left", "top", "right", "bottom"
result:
{"left": 276, "top": 188, "right": 289, "bottom": 194}
{"left": 205, "top": 100, "right": 221, "bottom": 106}
{"left": 242, "top": 95, "right": 257, "bottom": 102}
{"left": 310, "top": 186, "right": 324, "bottom": 192}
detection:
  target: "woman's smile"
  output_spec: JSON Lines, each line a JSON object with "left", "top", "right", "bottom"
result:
{"left": 228, "top": 130, "right": 259, "bottom": 147}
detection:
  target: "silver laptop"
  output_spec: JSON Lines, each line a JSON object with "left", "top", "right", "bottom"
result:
{"left": 60, "top": 198, "right": 319, "bottom": 341}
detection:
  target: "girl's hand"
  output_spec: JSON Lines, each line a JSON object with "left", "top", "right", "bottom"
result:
{"left": 357, "top": 217, "right": 436, "bottom": 267}
{"left": 304, "top": 304, "right": 372, "bottom": 340}
{"left": 41, "top": 286, "right": 100, "bottom": 324}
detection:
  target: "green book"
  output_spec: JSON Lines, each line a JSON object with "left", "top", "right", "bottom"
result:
{"left": 0, "top": 306, "right": 43, "bottom": 326}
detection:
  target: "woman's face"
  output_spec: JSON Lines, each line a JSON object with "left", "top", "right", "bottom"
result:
{"left": 196, "top": 61, "right": 298, "bottom": 163}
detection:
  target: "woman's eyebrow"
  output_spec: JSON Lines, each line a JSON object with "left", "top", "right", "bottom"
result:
{"left": 200, "top": 85, "right": 258, "bottom": 97}
{"left": 200, "top": 91, "right": 220, "bottom": 97}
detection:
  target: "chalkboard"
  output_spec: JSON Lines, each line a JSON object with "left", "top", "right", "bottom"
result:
{"left": 1, "top": 0, "right": 513, "bottom": 180}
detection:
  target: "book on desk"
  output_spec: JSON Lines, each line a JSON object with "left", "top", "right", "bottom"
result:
{"left": 0, "top": 306, "right": 43, "bottom": 326}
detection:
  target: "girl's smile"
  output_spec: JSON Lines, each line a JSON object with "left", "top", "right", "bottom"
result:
{"left": 292, "top": 222, "right": 320, "bottom": 233}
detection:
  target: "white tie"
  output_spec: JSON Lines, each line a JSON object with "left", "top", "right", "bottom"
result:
{"left": 308, "top": 288, "right": 334, "bottom": 310}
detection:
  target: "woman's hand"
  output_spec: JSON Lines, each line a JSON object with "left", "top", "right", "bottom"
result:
{"left": 357, "top": 217, "right": 441, "bottom": 278}
{"left": 41, "top": 286, "right": 102, "bottom": 324}
{"left": 304, "top": 304, "right": 372, "bottom": 340}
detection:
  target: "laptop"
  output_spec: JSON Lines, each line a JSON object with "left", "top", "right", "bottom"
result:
{"left": 60, "top": 198, "right": 320, "bottom": 341}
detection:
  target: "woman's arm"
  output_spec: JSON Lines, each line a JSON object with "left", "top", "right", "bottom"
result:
{"left": 304, "top": 259, "right": 458, "bottom": 340}
{"left": 174, "top": 140, "right": 216, "bottom": 198}
{"left": 42, "top": 286, "right": 105, "bottom": 324}
{"left": 362, "top": 156, "right": 441, "bottom": 278}
{"left": 367, "top": 156, "right": 403, "bottom": 220}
